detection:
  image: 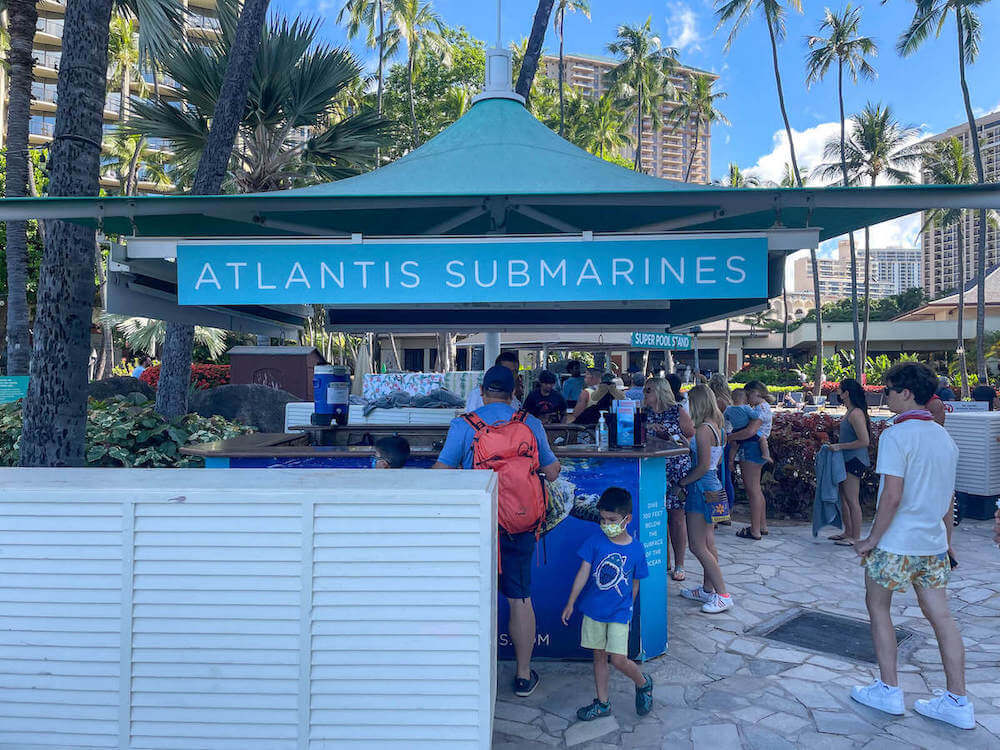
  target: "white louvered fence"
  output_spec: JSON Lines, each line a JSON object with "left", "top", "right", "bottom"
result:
{"left": 0, "top": 468, "right": 497, "bottom": 750}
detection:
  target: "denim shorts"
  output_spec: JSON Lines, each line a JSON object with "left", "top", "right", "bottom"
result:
{"left": 739, "top": 438, "right": 766, "bottom": 465}
{"left": 499, "top": 530, "right": 536, "bottom": 600}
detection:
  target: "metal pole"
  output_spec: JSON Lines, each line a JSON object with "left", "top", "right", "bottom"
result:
{"left": 693, "top": 335, "right": 700, "bottom": 376}
{"left": 496, "top": 0, "right": 502, "bottom": 48}
{"left": 485, "top": 331, "right": 501, "bottom": 367}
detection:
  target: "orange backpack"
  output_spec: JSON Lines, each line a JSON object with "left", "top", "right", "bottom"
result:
{"left": 462, "top": 410, "right": 547, "bottom": 535}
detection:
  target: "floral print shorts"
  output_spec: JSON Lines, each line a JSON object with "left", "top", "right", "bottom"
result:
{"left": 865, "top": 547, "right": 951, "bottom": 592}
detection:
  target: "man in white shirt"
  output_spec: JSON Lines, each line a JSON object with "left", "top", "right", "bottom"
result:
{"left": 465, "top": 350, "right": 521, "bottom": 412}
{"left": 851, "top": 362, "right": 973, "bottom": 730}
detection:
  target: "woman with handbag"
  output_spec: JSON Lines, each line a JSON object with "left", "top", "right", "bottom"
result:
{"left": 676, "top": 385, "right": 734, "bottom": 614}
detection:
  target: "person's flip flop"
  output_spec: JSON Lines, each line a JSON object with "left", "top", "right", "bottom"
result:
{"left": 761, "top": 529, "right": 769, "bottom": 536}
{"left": 828, "top": 533, "right": 847, "bottom": 541}
{"left": 736, "top": 527, "right": 761, "bottom": 541}
{"left": 671, "top": 568, "right": 686, "bottom": 581}
{"left": 834, "top": 539, "right": 855, "bottom": 546}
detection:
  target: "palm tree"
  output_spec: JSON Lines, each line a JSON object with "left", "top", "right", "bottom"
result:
{"left": 383, "top": 0, "right": 449, "bottom": 149}
{"left": 805, "top": 4, "right": 876, "bottom": 381}
{"left": 815, "top": 102, "right": 922, "bottom": 360}
{"left": 108, "top": 13, "right": 143, "bottom": 122}
{"left": 3, "top": 0, "right": 37, "bottom": 376}
{"left": 153, "top": 0, "right": 282, "bottom": 419}
{"left": 101, "top": 314, "right": 228, "bottom": 359}
{"left": 580, "top": 93, "right": 632, "bottom": 160}
{"left": 898, "top": 0, "right": 991, "bottom": 380}
{"left": 516, "top": 0, "right": 556, "bottom": 104}
{"left": 720, "top": 162, "right": 759, "bottom": 187}
{"left": 19, "top": 0, "right": 185, "bottom": 466}
{"left": 553, "top": 0, "right": 590, "bottom": 137}
{"left": 338, "top": 0, "right": 393, "bottom": 120}
{"left": 922, "top": 138, "right": 974, "bottom": 398}
{"left": 667, "top": 73, "right": 729, "bottom": 183}
{"left": 102, "top": 128, "right": 171, "bottom": 194}
{"left": 128, "top": 16, "right": 387, "bottom": 193}
{"left": 606, "top": 18, "right": 678, "bottom": 172}
{"left": 715, "top": 0, "right": 823, "bottom": 391}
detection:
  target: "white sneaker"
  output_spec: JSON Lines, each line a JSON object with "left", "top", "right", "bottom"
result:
{"left": 680, "top": 586, "right": 714, "bottom": 603}
{"left": 701, "top": 593, "right": 734, "bottom": 613}
{"left": 850, "top": 679, "right": 905, "bottom": 716}
{"left": 914, "top": 690, "right": 975, "bottom": 730}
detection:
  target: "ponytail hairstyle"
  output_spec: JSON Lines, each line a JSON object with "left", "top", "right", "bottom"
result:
{"left": 838, "top": 378, "right": 871, "bottom": 440}
{"left": 744, "top": 380, "right": 774, "bottom": 405}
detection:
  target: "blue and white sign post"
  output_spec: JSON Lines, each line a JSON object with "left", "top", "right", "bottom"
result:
{"left": 175, "top": 234, "right": 769, "bottom": 306}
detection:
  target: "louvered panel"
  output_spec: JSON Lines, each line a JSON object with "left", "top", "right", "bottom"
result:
{"left": 944, "top": 412, "right": 1000, "bottom": 494}
{"left": 0, "top": 499, "right": 121, "bottom": 748}
{"left": 130, "top": 499, "right": 301, "bottom": 750}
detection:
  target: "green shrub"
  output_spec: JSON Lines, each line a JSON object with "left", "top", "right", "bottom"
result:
{"left": 730, "top": 365, "right": 801, "bottom": 386}
{"left": 0, "top": 393, "right": 254, "bottom": 468}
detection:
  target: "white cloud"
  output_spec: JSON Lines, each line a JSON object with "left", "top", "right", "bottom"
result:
{"left": 973, "top": 102, "right": 1000, "bottom": 118}
{"left": 745, "top": 121, "right": 842, "bottom": 185}
{"left": 666, "top": 3, "right": 703, "bottom": 53}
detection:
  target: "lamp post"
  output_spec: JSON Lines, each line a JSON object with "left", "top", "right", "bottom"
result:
{"left": 690, "top": 325, "right": 702, "bottom": 377}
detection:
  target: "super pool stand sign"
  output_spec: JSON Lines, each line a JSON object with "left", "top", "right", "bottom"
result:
{"left": 176, "top": 234, "right": 769, "bottom": 306}
{"left": 630, "top": 332, "right": 693, "bottom": 350}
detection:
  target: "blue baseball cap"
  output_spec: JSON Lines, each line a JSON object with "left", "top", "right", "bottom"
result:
{"left": 482, "top": 365, "right": 516, "bottom": 394}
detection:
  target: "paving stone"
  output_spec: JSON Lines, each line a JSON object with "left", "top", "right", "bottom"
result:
{"left": 648, "top": 706, "right": 705, "bottom": 730}
{"left": 493, "top": 717, "right": 544, "bottom": 740}
{"left": 692, "top": 689, "right": 749, "bottom": 712}
{"left": 733, "top": 705, "right": 774, "bottom": 723}
{"left": 494, "top": 742, "right": 559, "bottom": 750}
{"left": 742, "top": 724, "right": 798, "bottom": 750}
{"left": 706, "top": 651, "right": 745, "bottom": 678}
{"left": 780, "top": 664, "right": 841, "bottom": 682}
{"left": 956, "top": 587, "right": 994, "bottom": 604}
{"left": 758, "top": 711, "right": 811, "bottom": 734}
{"left": 806, "top": 655, "right": 851, "bottom": 671}
{"left": 759, "top": 647, "right": 810, "bottom": 663}
{"left": 749, "top": 659, "right": 791, "bottom": 677}
{"left": 811, "top": 710, "right": 878, "bottom": 736}
{"left": 969, "top": 682, "right": 1000, "bottom": 698}
{"left": 620, "top": 722, "right": 670, "bottom": 749}
{"left": 728, "top": 637, "right": 764, "bottom": 656}
{"left": 691, "top": 723, "right": 742, "bottom": 750}
{"left": 792, "top": 732, "right": 857, "bottom": 750}
{"left": 540, "top": 711, "right": 570, "bottom": 735}
{"left": 776, "top": 678, "right": 842, "bottom": 710}
{"left": 978, "top": 715, "right": 1000, "bottom": 735}
{"left": 564, "top": 716, "right": 620, "bottom": 747}
{"left": 494, "top": 700, "right": 543, "bottom": 724}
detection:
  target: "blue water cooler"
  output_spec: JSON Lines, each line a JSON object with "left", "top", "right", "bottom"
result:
{"left": 312, "top": 365, "right": 351, "bottom": 426}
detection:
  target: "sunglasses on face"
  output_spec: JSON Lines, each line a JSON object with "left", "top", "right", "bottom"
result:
{"left": 884, "top": 385, "right": 904, "bottom": 395}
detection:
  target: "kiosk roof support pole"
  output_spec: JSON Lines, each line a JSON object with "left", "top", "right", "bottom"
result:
{"left": 485, "top": 332, "right": 501, "bottom": 369}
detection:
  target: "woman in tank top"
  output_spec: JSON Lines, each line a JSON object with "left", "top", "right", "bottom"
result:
{"left": 676, "top": 385, "right": 733, "bottom": 614}
{"left": 828, "top": 378, "right": 871, "bottom": 546}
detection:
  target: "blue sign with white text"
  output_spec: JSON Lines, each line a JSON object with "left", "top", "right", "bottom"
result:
{"left": 176, "top": 236, "right": 768, "bottom": 306}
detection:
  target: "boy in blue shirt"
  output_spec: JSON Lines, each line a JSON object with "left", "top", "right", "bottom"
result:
{"left": 561, "top": 487, "right": 653, "bottom": 721}
{"left": 724, "top": 388, "right": 772, "bottom": 469}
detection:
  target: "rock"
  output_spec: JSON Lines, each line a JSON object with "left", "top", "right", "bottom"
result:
{"left": 89, "top": 376, "right": 154, "bottom": 402}
{"left": 188, "top": 384, "right": 298, "bottom": 432}
{"left": 493, "top": 700, "right": 543, "bottom": 724}
{"left": 811, "top": 709, "right": 877, "bottom": 735}
{"left": 691, "top": 723, "right": 741, "bottom": 750}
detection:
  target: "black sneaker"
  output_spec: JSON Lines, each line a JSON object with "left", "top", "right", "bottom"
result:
{"left": 576, "top": 698, "right": 612, "bottom": 721}
{"left": 513, "top": 669, "right": 539, "bottom": 697}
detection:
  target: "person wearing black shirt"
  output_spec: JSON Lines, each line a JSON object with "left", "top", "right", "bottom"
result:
{"left": 524, "top": 370, "right": 568, "bottom": 424}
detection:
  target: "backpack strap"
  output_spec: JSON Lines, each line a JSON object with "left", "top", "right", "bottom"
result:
{"left": 511, "top": 409, "right": 529, "bottom": 425}
{"left": 462, "top": 412, "right": 489, "bottom": 432}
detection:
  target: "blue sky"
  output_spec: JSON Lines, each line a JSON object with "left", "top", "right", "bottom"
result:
{"left": 279, "top": 0, "right": 1000, "bottom": 256}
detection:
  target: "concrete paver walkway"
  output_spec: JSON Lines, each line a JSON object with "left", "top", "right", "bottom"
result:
{"left": 492, "top": 517, "right": 1000, "bottom": 749}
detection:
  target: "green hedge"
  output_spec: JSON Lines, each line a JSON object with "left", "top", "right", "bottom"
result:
{"left": 0, "top": 393, "right": 254, "bottom": 468}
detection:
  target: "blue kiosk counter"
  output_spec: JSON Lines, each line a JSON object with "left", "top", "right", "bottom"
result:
{"left": 182, "top": 428, "right": 686, "bottom": 661}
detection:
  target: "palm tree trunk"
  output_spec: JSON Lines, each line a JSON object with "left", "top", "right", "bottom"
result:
{"left": 557, "top": 10, "right": 565, "bottom": 137}
{"left": 94, "top": 244, "right": 115, "bottom": 380}
{"left": 407, "top": 49, "right": 418, "bottom": 149}
{"left": 634, "top": 80, "right": 642, "bottom": 171}
{"left": 861, "top": 224, "right": 872, "bottom": 361}
{"left": 155, "top": 0, "right": 270, "bottom": 420}
{"left": 956, "top": 221, "right": 969, "bottom": 399}
{"left": 954, "top": 10, "right": 988, "bottom": 380}
{"left": 20, "top": 0, "right": 114, "bottom": 466}
{"left": 809, "top": 247, "right": 824, "bottom": 395}
{"left": 684, "top": 118, "right": 700, "bottom": 182}
{"left": 722, "top": 317, "right": 731, "bottom": 379}
{"left": 3, "top": 0, "right": 38, "bottom": 376}
{"left": 376, "top": 0, "right": 384, "bottom": 115}
{"left": 838, "top": 62, "right": 862, "bottom": 382}
{"left": 125, "top": 135, "right": 145, "bottom": 195}
{"left": 119, "top": 66, "right": 130, "bottom": 122}
{"left": 515, "top": 0, "right": 555, "bottom": 106}
{"left": 765, "top": 13, "right": 802, "bottom": 186}
{"left": 781, "top": 272, "right": 789, "bottom": 368}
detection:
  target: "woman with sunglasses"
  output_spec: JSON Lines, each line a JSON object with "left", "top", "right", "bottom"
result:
{"left": 643, "top": 377, "right": 694, "bottom": 581}
{"left": 827, "top": 379, "right": 871, "bottom": 546}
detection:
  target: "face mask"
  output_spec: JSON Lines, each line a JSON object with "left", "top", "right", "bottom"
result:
{"left": 600, "top": 519, "right": 627, "bottom": 538}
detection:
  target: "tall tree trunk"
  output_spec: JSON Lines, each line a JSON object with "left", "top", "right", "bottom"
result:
{"left": 722, "top": 317, "right": 731, "bottom": 379}
{"left": 3, "top": 0, "right": 38, "bottom": 376}
{"left": 119, "top": 66, "right": 130, "bottom": 122}
{"left": 20, "top": 0, "right": 113, "bottom": 466}
{"left": 155, "top": 0, "right": 270, "bottom": 419}
{"left": 125, "top": 135, "right": 146, "bottom": 195}
{"left": 861, "top": 171, "right": 873, "bottom": 359}
{"left": 781, "top": 272, "right": 789, "bottom": 368}
{"left": 94, "top": 243, "right": 115, "bottom": 380}
{"left": 633, "top": 79, "right": 642, "bottom": 171}
{"left": 954, "top": 10, "right": 987, "bottom": 380}
{"left": 684, "top": 118, "right": 700, "bottom": 182}
{"left": 765, "top": 12, "right": 818, "bottom": 389}
{"left": 956, "top": 221, "right": 969, "bottom": 398}
{"left": 407, "top": 50, "right": 418, "bottom": 149}
{"left": 515, "top": 0, "right": 555, "bottom": 106}
{"left": 838, "top": 63, "right": 862, "bottom": 382}
{"left": 557, "top": 10, "right": 565, "bottom": 137}
{"left": 376, "top": 0, "right": 384, "bottom": 115}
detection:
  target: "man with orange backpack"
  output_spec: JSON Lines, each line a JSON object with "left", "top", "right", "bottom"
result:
{"left": 433, "top": 364, "right": 561, "bottom": 698}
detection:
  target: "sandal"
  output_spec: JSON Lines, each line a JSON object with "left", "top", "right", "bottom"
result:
{"left": 828, "top": 533, "right": 847, "bottom": 541}
{"left": 834, "top": 539, "right": 855, "bottom": 546}
{"left": 671, "top": 568, "right": 686, "bottom": 582}
{"left": 736, "top": 527, "right": 762, "bottom": 541}
{"left": 761, "top": 529, "right": 769, "bottom": 536}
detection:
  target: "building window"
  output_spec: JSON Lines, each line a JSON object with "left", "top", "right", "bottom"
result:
{"left": 29, "top": 115, "right": 56, "bottom": 137}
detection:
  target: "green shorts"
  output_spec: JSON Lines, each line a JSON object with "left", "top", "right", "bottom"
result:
{"left": 580, "top": 615, "right": 630, "bottom": 656}
{"left": 865, "top": 547, "right": 951, "bottom": 592}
